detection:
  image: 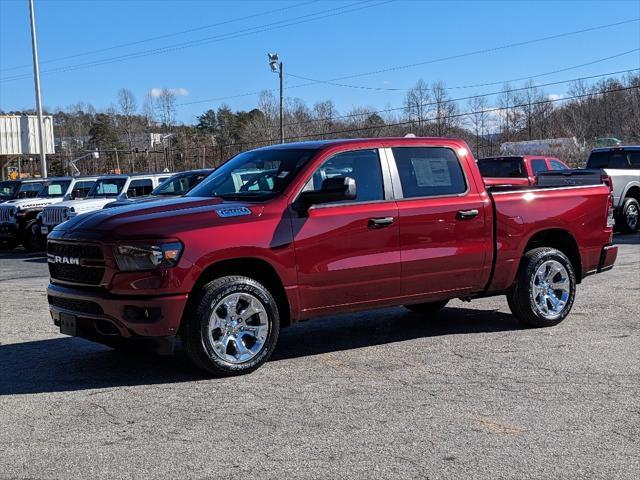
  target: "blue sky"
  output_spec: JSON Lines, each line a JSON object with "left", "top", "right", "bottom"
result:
{"left": 1, "top": 0, "right": 639, "bottom": 124}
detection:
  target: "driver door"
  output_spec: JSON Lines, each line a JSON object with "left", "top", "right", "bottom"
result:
{"left": 291, "top": 148, "right": 401, "bottom": 315}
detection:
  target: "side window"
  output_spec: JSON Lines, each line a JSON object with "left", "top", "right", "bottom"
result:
{"left": 72, "top": 181, "right": 94, "bottom": 198}
{"left": 609, "top": 153, "right": 629, "bottom": 168}
{"left": 127, "top": 179, "right": 153, "bottom": 197}
{"left": 530, "top": 159, "right": 548, "bottom": 175}
{"left": 304, "top": 149, "right": 384, "bottom": 203}
{"left": 392, "top": 147, "right": 466, "bottom": 198}
{"left": 549, "top": 160, "right": 568, "bottom": 171}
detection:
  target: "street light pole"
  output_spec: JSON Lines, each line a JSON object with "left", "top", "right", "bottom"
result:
{"left": 279, "top": 61, "right": 284, "bottom": 144}
{"left": 268, "top": 53, "right": 284, "bottom": 144}
{"left": 28, "top": 0, "right": 48, "bottom": 178}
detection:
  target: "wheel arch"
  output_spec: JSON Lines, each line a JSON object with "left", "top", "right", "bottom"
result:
{"left": 622, "top": 184, "right": 640, "bottom": 203}
{"left": 190, "top": 257, "right": 292, "bottom": 328}
{"left": 521, "top": 228, "right": 582, "bottom": 283}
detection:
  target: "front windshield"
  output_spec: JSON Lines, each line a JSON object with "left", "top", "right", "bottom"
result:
{"left": 153, "top": 172, "right": 210, "bottom": 196}
{"left": 0, "top": 181, "right": 19, "bottom": 199}
{"left": 39, "top": 180, "right": 72, "bottom": 198}
{"left": 87, "top": 178, "right": 127, "bottom": 197}
{"left": 188, "top": 148, "right": 318, "bottom": 200}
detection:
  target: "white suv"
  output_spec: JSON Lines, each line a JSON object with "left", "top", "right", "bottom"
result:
{"left": 40, "top": 173, "right": 169, "bottom": 236}
{"left": 0, "top": 176, "right": 97, "bottom": 250}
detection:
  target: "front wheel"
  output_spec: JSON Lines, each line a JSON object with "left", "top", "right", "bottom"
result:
{"left": 506, "top": 247, "right": 576, "bottom": 327}
{"left": 182, "top": 275, "right": 280, "bottom": 376}
{"left": 21, "top": 220, "right": 45, "bottom": 252}
{"left": 619, "top": 198, "right": 639, "bottom": 234}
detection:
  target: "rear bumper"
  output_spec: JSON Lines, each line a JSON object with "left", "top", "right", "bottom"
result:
{"left": 597, "top": 244, "right": 618, "bottom": 273}
{"left": 47, "top": 283, "right": 189, "bottom": 341}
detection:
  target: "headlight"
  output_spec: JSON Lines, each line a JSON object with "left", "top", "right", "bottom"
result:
{"left": 113, "top": 242, "right": 183, "bottom": 271}
{"left": 36, "top": 212, "right": 43, "bottom": 221}
{"left": 8, "top": 207, "right": 18, "bottom": 217}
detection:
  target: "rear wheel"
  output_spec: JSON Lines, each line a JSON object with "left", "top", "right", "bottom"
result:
{"left": 619, "top": 197, "right": 639, "bottom": 234}
{"left": 182, "top": 275, "right": 280, "bottom": 376}
{"left": 506, "top": 247, "right": 576, "bottom": 327}
{"left": 404, "top": 300, "right": 448, "bottom": 314}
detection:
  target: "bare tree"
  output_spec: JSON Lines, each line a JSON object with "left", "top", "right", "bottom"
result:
{"left": 431, "top": 80, "right": 458, "bottom": 136}
{"left": 154, "top": 89, "right": 176, "bottom": 130}
{"left": 404, "top": 79, "right": 431, "bottom": 135}
{"left": 117, "top": 88, "right": 137, "bottom": 152}
{"left": 313, "top": 100, "right": 338, "bottom": 139}
{"left": 467, "top": 95, "right": 489, "bottom": 157}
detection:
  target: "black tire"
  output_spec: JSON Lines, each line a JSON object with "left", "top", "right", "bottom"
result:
{"left": 404, "top": 300, "right": 448, "bottom": 314}
{"left": 21, "top": 219, "right": 44, "bottom": 252}
{"left": 181, "top": 275, "right": 280, "bottom": 376}
{"left": 506, "top": 247, "right": 576, "bottom": 328}
{"left": 619, "top": 197, "right": 639, "bottom": 234}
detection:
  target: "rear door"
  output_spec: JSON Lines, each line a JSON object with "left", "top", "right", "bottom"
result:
{"left": 388, "top": 146, "right": 491, "bottom": 297}
{"left": 291, "top": 148, "right": 401, "bottom": 313}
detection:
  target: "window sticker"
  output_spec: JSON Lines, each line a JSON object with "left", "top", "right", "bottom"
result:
{"left": 411, "top": 158, "right": 452, "bottom": 187}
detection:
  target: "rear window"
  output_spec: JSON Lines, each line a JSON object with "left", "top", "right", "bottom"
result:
{"left": 477, "top": 157, "right": 526, "bottom": 178}
{"left": 587, "top": 150, "right": 640, "bottom": 169}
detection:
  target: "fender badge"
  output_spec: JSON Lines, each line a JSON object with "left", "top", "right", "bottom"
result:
{"left": 216, "top": 206, "right": 252, "bottom": 218}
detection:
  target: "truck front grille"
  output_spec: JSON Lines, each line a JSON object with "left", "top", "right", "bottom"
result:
{"left": 47, "top": 241, "right": 105, "bottom": 286}
{"left": 0, "top": 205, "right": 13, "bottom": 223}
{"left": 42, "top": 206, "right": 67, "bottom": 226}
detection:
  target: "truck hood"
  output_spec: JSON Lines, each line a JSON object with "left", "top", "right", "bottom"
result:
{"left": 54, "top": 196, "right": 265, "bottom": 239}
{"left": 0, "top": 196, "right": 63, "bottom": 211}
{"left": 51, "top": 197, "right": 118, "bottom": 214}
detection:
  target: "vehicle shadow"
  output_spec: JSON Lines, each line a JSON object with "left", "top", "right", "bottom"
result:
{"left": 614, "top": 233, "right": 640, "bottom": 245}
{"left": 0, "top": 306, "right": 523, "bottom": 395}
{"left": 0, "top": 249, "right": 46, "bottom": 261}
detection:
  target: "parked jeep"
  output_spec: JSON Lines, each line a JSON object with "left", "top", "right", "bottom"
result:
{"left": 586, "top": 146, "right": 640, "bottom": 233}
{"left": 0, "top": 176, "right": 97, "bottom": 250}
{"left": 0, "top": 178, "right": 46, "bottom": 204}
{"left": 39, "top": 173, "right": 168, "bottom": 238}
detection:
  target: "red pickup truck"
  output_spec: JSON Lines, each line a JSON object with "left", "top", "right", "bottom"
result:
{"left": 46, "top": 138, "right": 617, "bottom": 375}
{"left": 478, "top": 155, "right": 570, "bottom": 186}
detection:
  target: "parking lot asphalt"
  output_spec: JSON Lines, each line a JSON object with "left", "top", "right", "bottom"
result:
{"left": 0, "top": 235, "right": 638, "bottom": 479}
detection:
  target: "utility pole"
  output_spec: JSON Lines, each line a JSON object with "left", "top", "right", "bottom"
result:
{"left": 268, "top": 53, "right": 284, "bottom": 143}
{"left": 28, "top": 0, "right": 48, "bottom": 178}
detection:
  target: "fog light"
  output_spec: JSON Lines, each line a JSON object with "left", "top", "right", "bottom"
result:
{"left": 123, "top": 306, "right": 162, "bottom": 323}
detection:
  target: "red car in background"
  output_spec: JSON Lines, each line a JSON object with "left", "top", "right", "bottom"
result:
{"left": 478, "top": 155, "right": 570, "bottom": 186}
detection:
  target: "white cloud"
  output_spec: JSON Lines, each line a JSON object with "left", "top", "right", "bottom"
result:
{"left": 548, "top": 93, "right": 564, "bottom": 101}
{"left": 149, "top": 87, "right": 189, "bottom": 98}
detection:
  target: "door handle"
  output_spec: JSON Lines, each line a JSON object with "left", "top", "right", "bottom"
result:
{"left": 368, "top": 217, "right": 395, "bottom": 229}
{"left": 456, "top": 209, "right": 479, "bottom": 220}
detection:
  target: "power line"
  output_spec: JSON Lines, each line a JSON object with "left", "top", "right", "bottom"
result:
{"left": 279, "top": 68, "right": 639, "bottom": 128}
{"left": 285, "top": 48, "right": 640, "bottom": 92}
{"left": 176, "top": 19, "right": 640, "bottom": 106}
{"left": 0, "top": 0, "right": 319, "bottom": 73}
{"left": 0, "top": 0, "right": 393, "bottom": 82}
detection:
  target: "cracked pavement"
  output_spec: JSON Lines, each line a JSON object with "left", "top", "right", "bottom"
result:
{"left": 0, "top": 235, "right": 639, "bottom": 479}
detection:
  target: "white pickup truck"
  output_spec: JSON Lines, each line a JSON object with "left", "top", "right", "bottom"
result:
{"left": 39, "top": 173, "right": 169, "bottom": 238}
{"left": 0, "top": 176, "right": 97, "bottom": 250}
{"left": 586, "top": 146, "right": 640, "bottom": 233}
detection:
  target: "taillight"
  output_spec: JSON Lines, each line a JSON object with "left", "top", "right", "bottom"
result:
{"left": 607, "top": 194, "right": 615, "bottom": 228}
{"left": 601, "top": 173, "right": 612, "bottom": 190}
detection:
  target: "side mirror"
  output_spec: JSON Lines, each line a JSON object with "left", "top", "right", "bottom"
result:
{"left": 295, "top": 176, "right": 356, "bottom": 211}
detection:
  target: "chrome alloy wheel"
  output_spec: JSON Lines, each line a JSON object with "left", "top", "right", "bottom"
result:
{"left": 207, "top": 292, "right": 270, "bottom": 364}
{"left": 530, "top": 259, "right": 571, "bottom": 319}
{"left": 626, "top": 202, "right": 638, "bottom": 230}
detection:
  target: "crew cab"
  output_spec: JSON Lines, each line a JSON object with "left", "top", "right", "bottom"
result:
{"left": 0, "top": 178, "right": 46, "bottom": 204}
{"left": 0, "top": 176, "right": 97, "bottom": 250}
{"left": 40, "top": 173, "right": 168, "bottom": 237}
{"left": 478, "top": 155, "right": 569, "bottom": 186}
{"left": 46, "top": 138, "right": 617, "bottom": 376}
{"left": 103, "top": 169, "right": 213, "bottom": 209}
{"left": 586, "top": 146, "right": 640, "bottom": 233}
